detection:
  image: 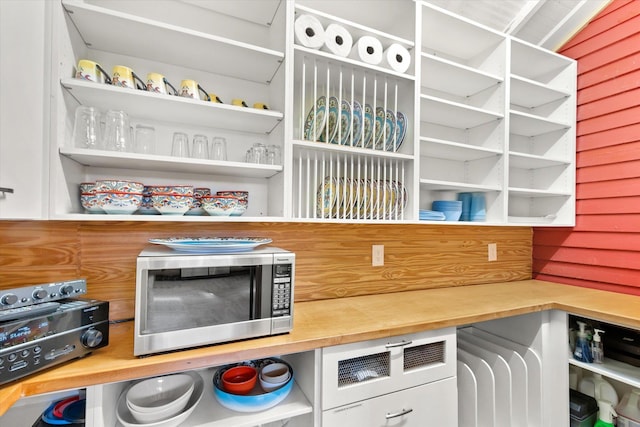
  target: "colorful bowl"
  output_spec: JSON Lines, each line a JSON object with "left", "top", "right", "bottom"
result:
{"left": 96, "top": 191, "right": 142, "bottom": 214}
{"left": 201, "top": 195, "right": 238, "bottom": 216}
{"left": 221, "top": 366, "right": 257, "bottom": 395}
{"left": 94, "top": 179, "right": 144, "bottom": 194}
{"left": 185, "top": 187, "right": 211, "bottom": 216}
{"left": 79, "top": 182, "right": 96, "bottom": 194}
{"left": 138, "top": 186, "right": 158, "bottom": 215}
{"left": 151, "top": 193, "right": 193, "bottom": 216}
{"left": 148, "top": 185, "right": 194, "bottom": 196}
{"left": 216, "top": 191, "right": 248, "bottom": 216}
{"left": 212, "top": 359, "right": 294, "bottom": 413}
{"left": 80, "top": 192, "right": 103, "bottom": 214}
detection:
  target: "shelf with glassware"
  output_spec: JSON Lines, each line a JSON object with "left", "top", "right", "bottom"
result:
{"left": 60, "top": 0, "right": 284, "bottom": 85}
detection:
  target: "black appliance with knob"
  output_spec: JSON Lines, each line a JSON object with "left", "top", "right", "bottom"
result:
{"left": 0, "top": 279, "right": 87, "bottom": 309}
{"left": 0, "top": 295, "right": 109, "bottom": 385}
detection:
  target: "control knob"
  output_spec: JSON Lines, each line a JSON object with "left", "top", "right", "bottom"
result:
{"left": 32, "top": 288, "right": 48, "bottom": 300}
{"left": 59, "top": 284, "right": 75, "bottom": 296}
{"left": 81, "top": 328, "right": 103, "bottom": 348}
{"left": 0, "top": 293, "right": 18, "bottom": 306}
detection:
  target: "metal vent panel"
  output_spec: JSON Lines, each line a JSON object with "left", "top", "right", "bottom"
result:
{"left": 337, "top": 351, "right": 391, "bottom": 387}
{"left": 404, "top": 341, "right": 445, "bottom": 371}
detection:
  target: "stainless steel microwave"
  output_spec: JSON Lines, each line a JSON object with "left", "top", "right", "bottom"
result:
{"left": 134, "top": 246, "right": 294, "bottom": 356}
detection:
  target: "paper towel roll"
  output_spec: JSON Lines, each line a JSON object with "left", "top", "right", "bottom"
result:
{"left": 382, "top": 43, "right": 411, "bottom": 73}
{"left": 294, "top": 14, "right": 325, "bottom": 50}
{"left": 321, "top": 23, "right": 353, "bottom": 57}
{"left": 349, "top": 36, "right": 383, "bottom": 65}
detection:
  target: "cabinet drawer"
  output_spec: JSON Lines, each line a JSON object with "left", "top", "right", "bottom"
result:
{"left": 322, "top": 376, "right": 457, "bottom": 427}
{"left": 322, "top": 328, "right": 456, "bottom": 409}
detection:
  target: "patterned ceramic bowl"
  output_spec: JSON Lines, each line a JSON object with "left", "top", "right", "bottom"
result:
{"left": 137, "top": 186, "right": 158, "bottom": 215}
{"left": 79, "top": 182, "right": 96, "bottom": 194}
{"left": 216, "top": 191, "right": 248, "bottom": 216}
{"left": 95, "top": 180, "right": 144, "bottom": 194}
{"left": 201, "top": 195, "right": 238, "bottom": 216}
{"left": 80, "top": 192, "right": 104, "bottom": 214}
{"left": 151, "top": 193, "right": 193, "bottom": 215}
{"left": 148, "top": 185, "right": 194, "bottom": 196}
{"left": 186, "top": 187, "right": 211, "bottom": 216}
{"left": 96, "top": 191, "right": 143, "bottom": 214}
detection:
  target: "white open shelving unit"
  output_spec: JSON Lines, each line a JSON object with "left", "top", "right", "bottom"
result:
{"left": 46, "top": 0, "right": 575, "bottom": 224}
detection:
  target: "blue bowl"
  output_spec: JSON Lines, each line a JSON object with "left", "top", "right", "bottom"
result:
{"left": 212, "top": 359, "right": 294, "bottom": 412}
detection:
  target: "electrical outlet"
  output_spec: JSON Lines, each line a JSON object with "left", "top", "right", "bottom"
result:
{"left": 488, "top": 243, "right": 497, "bottom": 261}
{"left": 372, "top": 245, "right": 384, "bottom": 266}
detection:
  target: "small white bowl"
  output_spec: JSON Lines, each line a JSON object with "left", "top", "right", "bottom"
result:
{"left": 259, "top": 371, "right": 291, "bottom": 392}
{"left": 126, "top": 373, "right": 194, "bottom": 422}
{"left": 260, "top": 363, "right": 290, "bottom": 384}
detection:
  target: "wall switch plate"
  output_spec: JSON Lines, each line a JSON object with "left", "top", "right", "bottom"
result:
{"left": 372, "top": 245, "right": 384, "bottom": 266}
{"left": 488, "top": 243, "right": 497, "bottom": 261}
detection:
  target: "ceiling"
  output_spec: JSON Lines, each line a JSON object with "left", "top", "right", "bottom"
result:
{"left": 425, "top": 0, "right": 611, "bottom": 51}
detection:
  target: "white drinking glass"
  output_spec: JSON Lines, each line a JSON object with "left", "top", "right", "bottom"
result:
{"left": 103, "top": 110, "right": 132, "bottom": 152}
{"left": 72, "top": 106, "right": 102, "bottom": 149}
{"left": 210, "top": 137, "right": 227, "bottom": 161}
{"left": 134, "top": 125, "right": 155, "bottom": 154}
{"left": 191, "top": 134, "right": 209, "bottom": 159}
{"left": 171, "top": 132, "right": 190, "bottom": 157}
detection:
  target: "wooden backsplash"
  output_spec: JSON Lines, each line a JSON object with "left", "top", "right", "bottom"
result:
{"left": 0, "top": 221, "right": 532, "bottom": 320}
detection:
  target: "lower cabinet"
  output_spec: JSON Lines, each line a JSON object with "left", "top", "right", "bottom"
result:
{"left": 322, "top": 377, "right": 457, "bottom": 426}
{"left": 2, "top": 314, "right": 575, "bottom": 427}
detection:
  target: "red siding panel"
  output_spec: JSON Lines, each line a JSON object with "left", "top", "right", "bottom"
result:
{"left": 533, "top": 0, "right": 640, "bottom": 296}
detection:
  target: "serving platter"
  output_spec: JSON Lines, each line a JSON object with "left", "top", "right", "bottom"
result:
{"left": 148, "top": 237, "right": 273, "bottom": 253}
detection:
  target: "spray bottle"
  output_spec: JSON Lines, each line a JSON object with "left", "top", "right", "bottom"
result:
{"left": 574, "top": 321, "right": 593, "bottom": 363}
{"left": 594, "top": 400, "right": 617, "bottom": 427}
{"left": 592, "top": 329, "right": 605, "bottom": 364}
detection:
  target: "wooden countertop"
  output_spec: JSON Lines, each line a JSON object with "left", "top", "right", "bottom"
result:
{"left": 2, "top": 279, "right": 640, "bottom": 415}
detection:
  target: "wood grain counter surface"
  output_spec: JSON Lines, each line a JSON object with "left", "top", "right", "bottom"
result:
{"left": 2, "top": 279, "right": 640, "bottom": 416}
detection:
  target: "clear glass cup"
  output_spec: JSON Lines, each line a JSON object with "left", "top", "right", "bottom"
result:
{"left": 266, "top": 144, "right": 282, "bottom": 165}
{"left": 251, "top": 143, "right": 267, "bottom": 164}
{"left": 171, "top": 132, "right": 190, "bottom": 157}
{"left": 134, "top": 124, "right": 155, "bottom": 154}
{"left": 72, "top": 106, "right": 102, "bottom": 149}
{"left": 103, "top": 110, "right": 132, "bottom": 152}
{"left": 210, "top": 136, "right": 227, "bottom": 161}
{"left": 191, "top": 134, "right": 209, "bottom": 159}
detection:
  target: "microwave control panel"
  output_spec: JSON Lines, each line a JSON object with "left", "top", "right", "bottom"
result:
{"left": 272, "top": 263, "right": 292, "bottom": 316}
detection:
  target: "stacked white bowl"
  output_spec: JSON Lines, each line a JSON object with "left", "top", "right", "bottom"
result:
{"left": 125, "top": 374, "right": 195, "bottom": 424}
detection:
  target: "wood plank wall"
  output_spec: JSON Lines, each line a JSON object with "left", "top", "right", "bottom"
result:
{"left": 533, "top": 0, "right": 640, "bottom": 296}
{"left": 0, "top": 221, "right": 532, "bottom": 321}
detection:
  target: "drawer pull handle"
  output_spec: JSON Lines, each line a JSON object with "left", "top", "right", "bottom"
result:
{"left": 0, "top": 187, "right": 14, "bottom": 194}
{"left": 385, "top": 340, "right": 412, "bottom": 349}
{"left": 386, "top": 408, "right": 413, "bottom": 419}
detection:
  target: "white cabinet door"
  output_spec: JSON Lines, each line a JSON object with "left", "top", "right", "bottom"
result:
{"left": 322, "top": 377, "right": 457, "bottom": 427}
{"left": 0, "top": 0, "right": 49, "bottom": 219}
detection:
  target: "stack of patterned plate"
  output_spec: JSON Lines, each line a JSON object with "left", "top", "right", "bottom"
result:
{"left": 303, "top": 96, "right": 407, "bottom": 152}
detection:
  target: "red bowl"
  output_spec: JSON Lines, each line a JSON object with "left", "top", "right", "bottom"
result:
{"left": 221, "top": 366, "right": 257, "bottom": 395}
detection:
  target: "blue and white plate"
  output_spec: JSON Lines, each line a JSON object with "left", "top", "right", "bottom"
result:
{"left": 363, "top": 104, "right": 375, "bottom": 148}
{"left": 148, "top": 237, "right": 272, "bottom": 253}
{"left": 395, "top": 111, "right": 407, "bottom": 151}
{"left": 331, "top": 99, "right": 352, "bottom": 145}
{"left": 383, "top": 109, "right": 396, "bottom": 151}
{"left": 319, "top": 96, "right": 339, "bottom": 143}
{"left": 373, "top": 107, "right": 394, "bottom": 150}
{"left": 350, "top": 100, "right": 363, "bottom": 147}
{"left": 303, "top": 96, "right": 327, "bottom": 141}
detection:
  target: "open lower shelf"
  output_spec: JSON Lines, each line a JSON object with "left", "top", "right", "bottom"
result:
{"left": 61, "top": 0, "right": 284, "bottom": 84}
{"left": 510, "top": 75, "right": 571, "bottom": 109}
{"left": 59, "top": 147, "right": 282, "bottom": 178}
{"left": 569, "top": 358, "right": 640, "bottom": 389}
{"left": 510, "top": 110, "right": 570, "bottom": 137}
{"left": 61, "top": 79, "right": 283, "bottom": 134}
